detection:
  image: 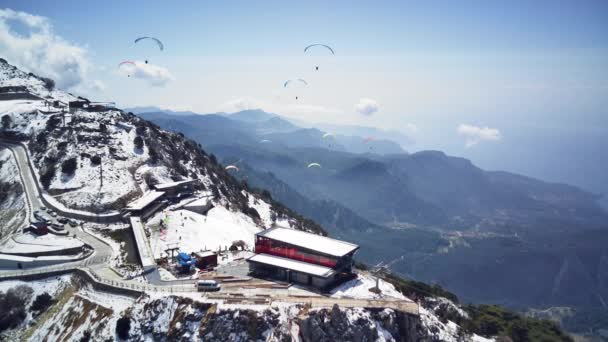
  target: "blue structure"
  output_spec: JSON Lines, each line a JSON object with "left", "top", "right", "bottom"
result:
{"left": 177, "top": 252, "right": 195, "bottom": 273}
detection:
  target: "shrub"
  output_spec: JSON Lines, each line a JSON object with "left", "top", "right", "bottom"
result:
{"left": 148, "top": 145, "right": 158, "bottom": 164}
{"left": 30, "top": 292, "right": 53, "bottom": 313}
{"left": 509, "top": 320, "right": 529, "bottom": 342}
{"left": 211, "top": 185, "right": 220, "bottom": 200}
{"left": 116, "top": 316, "right": 131, "bottom": 339}
{"left": 0, "top": 285, "right": 33, "bottom": 332}
{"left": 40, "top": 163, "right": 56, "bottom": 189}
{"left": 79, "top": 330, "right": 91, "bottom": 342}
{"left": 133, "top": 136, "right": 144, "bottom": 150}
{"left": 244, "top": 206, "right": 261, "bottom": 221}
{"left": 40, "top": 77, "right": 55, "bottom": 91}
{"left": 461, "top": 304, "right": 573, "bottom": 342}
{"left": 90, "top": 155, "right": 102, "bottom": 166}
{"left": 230, "top": 240, "right": 248, "bottom": 251}
{"left": 135, "top": 125, "right": 146, "bottom": 136}
{"left": 61, "top": 157, "right": 78, "bottom": 175}
{"left": 1, "top": 115, "right": 11, "bottom": 130}
{"left": 261, "top": 190, "right": 272, "bottom": 201}
{"left": 46, "top": 115, "right": 62, "bottom": 130}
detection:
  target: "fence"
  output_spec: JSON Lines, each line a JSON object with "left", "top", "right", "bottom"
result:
{"left": 0, "top": 261, "right": 197, "bottom": 295}
{"left": 85, "top": 267, "right": 198, "bottom": 294}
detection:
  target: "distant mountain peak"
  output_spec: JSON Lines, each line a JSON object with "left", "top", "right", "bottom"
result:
{"left": 227, "top": 109, "right": 278, "bottom": 123}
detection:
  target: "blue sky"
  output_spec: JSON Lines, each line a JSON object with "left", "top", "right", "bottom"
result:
{"left": 1, "top": 1, "right": 607, "bottom": 193}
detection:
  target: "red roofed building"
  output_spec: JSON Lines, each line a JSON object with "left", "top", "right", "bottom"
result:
{"left": 247, "top": 227, "right": 359, "bottom": 290}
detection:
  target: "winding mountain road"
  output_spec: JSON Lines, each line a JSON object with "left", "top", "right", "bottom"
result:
{"left": 0, "top": 141, "right": 114, "bottom": 263}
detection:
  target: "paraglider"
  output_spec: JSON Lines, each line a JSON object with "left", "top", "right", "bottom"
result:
{"left": 260, "top": 139, "right": 272, "bottom": 143}
{"left": 322, "top": 132, "right": 335, "bottom": 148}
{"left": 135, "top": 37, "right": 163, "bottom": 63}
{"left": 304, "top": 44, "right": 334, "bottom": 71}
{"left": 225, "top": 165, "right": 239, "bottom": 172}
{"left": 304, "top": 44, "right": 335, "bottom": 55}
{"left": 363, "top": 137, "right": 375, "bottom": 150}
{"left": 284, "top": 79, "right": 308, "bottom": 100}
{"left": 118, "top": 61, "right": 136, "bottom": 77}
{"left": 284, "top": 79, "right": 308, "bottom": 88}
{"left": 307, "top": 163, "right": 321, "bottom": 168}
{"left": 135, "top": 37, "right": 164, "bottom": 50}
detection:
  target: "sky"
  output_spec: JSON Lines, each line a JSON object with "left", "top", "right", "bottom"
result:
{"left": 1, "top": 0, "right": 607, "bottom": 194}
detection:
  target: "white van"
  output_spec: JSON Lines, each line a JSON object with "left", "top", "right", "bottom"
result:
{"left": 196, "top": 280, "right": 221, "bottom": 292}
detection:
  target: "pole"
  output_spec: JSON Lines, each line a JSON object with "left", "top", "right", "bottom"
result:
{"left": 99, "top": 154, "right": 103, "bottom": 189}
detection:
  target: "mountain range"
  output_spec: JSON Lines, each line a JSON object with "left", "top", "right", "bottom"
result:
{"left": 135, "top": 107, "right": 608, "bottom": 333}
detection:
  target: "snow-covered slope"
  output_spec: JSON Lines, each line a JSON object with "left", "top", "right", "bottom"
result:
{"left": 0, "top": 57, "right": 77, "bottom": 103}
{"left": 0, "top": 149, "right": 26, "bottom": 238}
{"left": 0, "top": 59, "right": 324, "bottom": 236}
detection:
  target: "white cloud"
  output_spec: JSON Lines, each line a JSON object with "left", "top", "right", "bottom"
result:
{"left": 90, "top": 79, "right": 106, "bottom": 92}
{"left": 162, "top": 104, "right": 194, "bottom": 112}
{"left": 0, "top": 8, "right": 89, "bottom": 89}
{"left": 218, "top": 97, "right": 263, "bottom": 112}
{"left": 119, "top": 61, "right": 173, "bottom": 87}
{"left": 355, "top": 98, "right": 379, "bottom": 116}
{"left": 457, "top": 124, "right": 502, "bottom": 147}
{"left": 404, "top": 123, "right": 419, "bottom": 135}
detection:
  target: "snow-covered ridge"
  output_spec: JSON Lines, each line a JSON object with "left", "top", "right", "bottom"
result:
{"left": 0, "top": 58, "right": 77, "bottom": 103}
{"left": 0, "top": 275, "right": 492, "bottom": 341}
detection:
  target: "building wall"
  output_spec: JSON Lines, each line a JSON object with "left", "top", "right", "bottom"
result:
{"left": 195, "top": 254, "right": 217, "bottom": 269}
{"left": 254, "top": 236, "right": 339, "bottom": 268}
{"left": 0, "top": 255, "right": 87, "bottom": 269}
{"left": 291, "top": 271, "right": 309, "bottom": 284}
{"left": 248, "top": 261, "right": 334, "bottom": 289}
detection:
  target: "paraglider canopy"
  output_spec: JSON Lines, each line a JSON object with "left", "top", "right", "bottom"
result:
{"left": 284, "top": 79, "right": 308, "bottom": 88}
{"left": 260, "top": 139, "right": 272, "bottom": 143}
{"left": 322, "top": 133, "right": 334, "bottom": 139}
{"left": 305, "top": 44, "right": 334, "bottom": 71}
{"left": 118, "top": 61, "right": 136, "bottom": 77}
{"left": 284, "top": 79, "right": 307, "bottom": 101}
{"left": 307, "top": 163, "right": 322, "bottom": 168}
{"left": 134, "top": 36, "right": 164, "bottom": 51}
{"left": 225, "top": 165, "right": 239, "bottom": 172}
{"left": 304, "top": 44, "right": 335, "bottom": 55}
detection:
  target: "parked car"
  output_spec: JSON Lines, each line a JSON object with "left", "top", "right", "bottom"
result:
{"left": 31, "top": 221, "right": 46, "bottom": 229}
{"left": 196, "top": 280, "right": 221, "bottom": 292}
{"left": 50, "top": 223, "right": 64, "bottom": 231}
{"left": 179, "top": 192, "right": 194, "bottom": 199}
{"left": 40, "top": 206, "right": 47, "bottom": 211}
{"left": 57, "top": 217, "right": 69, "bottom": 224}
{"left": 49, "top": 211, "right": 58, "bottom": 217}
{"left": 34, "top": 212, "right": 46, "bottom": 222}
{"left": 68, "top": 220, "right": 78, "bottom": 227}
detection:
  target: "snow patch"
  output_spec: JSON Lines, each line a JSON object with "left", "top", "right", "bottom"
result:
{"left": 331, "top": 272, "right": 409, "bottom": 301}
